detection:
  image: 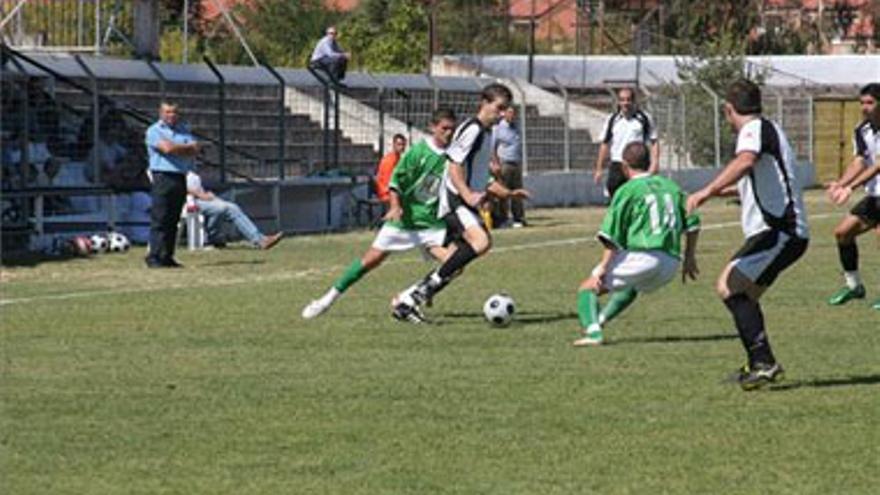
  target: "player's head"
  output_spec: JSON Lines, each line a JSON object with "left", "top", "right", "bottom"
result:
{"left": 478, "top": 83, "right": 513, "bottom": 127}
{"left": 502, "top": 105, "right": 516, "bottom": 123}
{"left": 159, "top": 101, "right": 179, "bottom": 126}
{"left": 429, "top": 108, "right": 457, "bottom": 147}
{"left": 617, "top": 87, "right": 636, "bottom": 115}
{"left": 392, "top": 134, "right": 407, "bottom": 154}
{"left": 859, "top": 83, "right": 880, "bottom": 122}
{"left": 724, "top": 79, "right": 762, "bottom": 120}
{"left": 621, "top": 142, "right": 650, "bottom": 174}
{"left": 326, "top": 26, "right": 338, "bottom": 38}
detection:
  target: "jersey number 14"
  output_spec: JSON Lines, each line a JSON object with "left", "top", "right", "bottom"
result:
{"left": 645, "top": 193, "right": 677, "bottom": 234}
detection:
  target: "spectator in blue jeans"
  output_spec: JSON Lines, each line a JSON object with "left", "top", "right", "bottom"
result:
{"left": 186, "top": 171, "right": 283, "bottom": 250}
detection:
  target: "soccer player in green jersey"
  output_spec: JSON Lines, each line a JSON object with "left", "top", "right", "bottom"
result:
{"left": 574, "top": 142, "right": 701, "bottom": 346}
{"left": 301, "top": 109, "right": 458, "bottom": 319}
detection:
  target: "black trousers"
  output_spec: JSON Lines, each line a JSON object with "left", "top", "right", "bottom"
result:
{"left": 147, "top": 171, "right": 187, "bottom": 264}
{"left": 311, "top": 56, "right": 347, "bottom": 82}
{"left": 606, "top": 161, "right": 627, "bottom": 198}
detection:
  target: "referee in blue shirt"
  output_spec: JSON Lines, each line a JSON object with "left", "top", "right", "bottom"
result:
{"left": 144, "top": 102, "right": 203, "bottom": 268}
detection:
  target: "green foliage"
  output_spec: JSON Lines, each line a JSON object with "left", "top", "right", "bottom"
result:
{"left": 342, "top": 0, "right": 429, "bottom": 73}
{"left": 667, "top": 50, "right": 767, "bottom": 166}
{"left": 3, "top": 196, "right": 879, "bottom": 494}
{"left": 662, "top": 0, "right": 762, "bottom": 57}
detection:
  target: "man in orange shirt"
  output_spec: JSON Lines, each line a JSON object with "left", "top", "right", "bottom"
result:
{"left": 375, "top": 134, "right": 407, "bottom": 204}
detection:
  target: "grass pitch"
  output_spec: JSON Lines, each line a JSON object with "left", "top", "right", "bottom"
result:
{"left": 2, "top": 190, "right": 879, "bottom": 494}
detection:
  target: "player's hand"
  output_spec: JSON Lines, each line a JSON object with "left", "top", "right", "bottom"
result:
{"left": 686, "top": 189, "right": 709, "bottom": 215}
{"left": 490, "top": 160, "right": 502, "bottom": 177}
{"left": 831, "top": 185, "right": 853, "bottom": 205}
{"left": 464, "top": 190, "right": 485, "bottom": 208}
{"left": 825, "top": 181, "right": 840, "bottom": 202}
{"left": 682, "top": 256, "right": 699, "bottom": 283}
{"left": 509, "top": 188, "right": 531, "bottom": 200}
{"left": 593, "top": 168, "right": 603, "bottom": 185}
{"left": 383, "top": 205, "right": 402, "bottom": 222}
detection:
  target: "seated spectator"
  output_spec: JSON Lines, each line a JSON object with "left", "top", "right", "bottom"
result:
{"left": 89, "top": 112, "right": 149, "bottom": 191}
{"left": 186, "top": 170, "right": 283, "bottom": 250}
{"left": 374, "top": 134, "right": 407, "bottom": 205}
{"left": 309, "top": 26, "right": 350, "bottom": 84}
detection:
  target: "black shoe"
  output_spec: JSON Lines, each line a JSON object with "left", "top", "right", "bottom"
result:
{"left": 145, "top": 258, "right": 164, "bottom": 269}
{"left": 392, "top": 300, "right": 425, "bottom": 324}
{"left": 736, "top": 362, "right": 785, "bottom": 391}
{"left": 162, "top": 259, "right": 184, "bottom": 268}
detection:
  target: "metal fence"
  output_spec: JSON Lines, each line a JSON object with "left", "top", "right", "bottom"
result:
{"left": 1, "top": 0, "right": 133, "bottom": 55}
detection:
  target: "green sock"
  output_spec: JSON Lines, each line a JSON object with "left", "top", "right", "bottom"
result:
{"left": 599, "top": 289, "right": 637, "bottom": 324}
{"left": 577, "top": 289, "right": 600, "bottom": 330}
{"left": 333, "top": 259, "right": 366, "bottom": 293}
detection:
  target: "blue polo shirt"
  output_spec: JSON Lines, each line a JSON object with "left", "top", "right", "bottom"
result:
{"left": 145, "top": 120, "right": 196, "bottom": 174}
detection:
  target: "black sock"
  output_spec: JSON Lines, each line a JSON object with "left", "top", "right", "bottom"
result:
{"left": 438, "top": 241, "right": 477, "bottom": 280}
{"left": 837, "top": 242, "right": 858, "bottom": 272}
{"left": 723, "top": 294, "right": 775, "bottom": 367}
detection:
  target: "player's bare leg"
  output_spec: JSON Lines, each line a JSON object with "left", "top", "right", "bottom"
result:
{"left": 828, "top": 214, "right": 874, "bottom": 305}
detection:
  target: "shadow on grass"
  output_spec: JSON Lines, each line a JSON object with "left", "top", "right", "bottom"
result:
{"left": 769, "top": 374, "right": 880, "bottom": 391}
{"left": 438, "top": 311, "right": 577, "bottom": 325}
{"left": 615, "top": 333, "right": 738, "bottom": 345}
{"left": 200, "top": 259, "right": 266, "bottom": 267}
{"left": 1, "top": 251, "right": 89, "bottom": 267}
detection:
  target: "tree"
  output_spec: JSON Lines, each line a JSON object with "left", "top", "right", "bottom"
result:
{"left": 341, "top": 0, "right": 429, "bottom": 73}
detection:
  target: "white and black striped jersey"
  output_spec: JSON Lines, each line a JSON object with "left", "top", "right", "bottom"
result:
{"left": 439, "top": 117, "right": 492, "bottom": 217}
{"left": 735, "top": 118, "right": 809, "bottom": 239}
{"left": 601, "top": 109, "right": 658, "bottom": 162}
{"left": 852, "top": 119, "right": 880, "bottom": 196}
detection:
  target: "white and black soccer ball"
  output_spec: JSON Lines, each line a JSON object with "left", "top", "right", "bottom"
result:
{"left": 89, "top": 233, "right": 109, "bottom": 253}
{"left": 483, "top": 293, "right": 516, "bottom": 327}
{"left": 107, "top": 232, "right": 131, "bottom": 253}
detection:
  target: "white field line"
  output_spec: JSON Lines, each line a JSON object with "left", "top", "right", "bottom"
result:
{"left": 0, "top": 213, "right": 835, "bottom": 307}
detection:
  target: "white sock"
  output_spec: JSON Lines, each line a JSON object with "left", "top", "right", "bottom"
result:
{"left": 844, "top": 271, "right": 861, "bottom": 290}
{"left": 586, "top": 323, "right": 602, "bottom": 335}
{"left": 321, "top": 287, "right": 341, "bottom": 304}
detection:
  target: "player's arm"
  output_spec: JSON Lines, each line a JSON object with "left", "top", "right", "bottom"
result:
{"left": 383, "top": 189, "right": 403, "bottom": 221}
{"left": 447, "top": 161, "right": 483, "bottom": 208}
{"left": 486, "top": 179, "right": 530, "bottom": 201}
{"left": 832, "top": 161, "right": 880, "bottom": 205}
{"left": 593, "top": 142, "right": 609, "bottom": 184}
{"left": 687, "top": 151, "right": 757, "bottom": 213}
{"left": 682, "top": 229, "right": 700, "bottom": 283}
{"left": 648, "top": 140, "right": 660, "bottom": 175}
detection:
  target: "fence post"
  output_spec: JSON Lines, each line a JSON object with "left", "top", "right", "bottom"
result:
{"left": 807, "top": 94, "right": 814, "bottom": 165}
{"left": 552, "top": 77, "right": 571, "bottom": 172}
{"left": 203, "top": 55, "right": 226, "bottom": 183}
{"left": 73, "top": 54, "right": 101, "bottom": 184}
{"left": 508, "top": 79, "right": 529, "bottom": 176}
{"left": 368, "top": 71, "right": 386, "bottom": 157}
{"left": 144, "top": 58, "right": 166, "bottom": 101}
{"left": 262, "top": 60, "right": 286, "bottom": 180}
{"left": 699, "top": 82, "right": 721, "bottom": 168}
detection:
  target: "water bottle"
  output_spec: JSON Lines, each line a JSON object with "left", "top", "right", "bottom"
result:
{"left": 185, "top": 199, "right": 204, "bottom": 250}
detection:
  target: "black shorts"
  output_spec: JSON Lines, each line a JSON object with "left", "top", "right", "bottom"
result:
{"left": 606, "top": 161, "right": 628, "bottom": 198}
{"left": 849, "top": 195, "right": 880, "bottom": 225}
{"left": 442, "top": 201, "right": 487, "bottom": 247}
{"left": 731, "top": 229, "right": 809, "bottom": 287}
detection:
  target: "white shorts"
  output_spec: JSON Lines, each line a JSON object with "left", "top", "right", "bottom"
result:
{"left": 595, "top": 250, "right": 680, "bottom": 293}
{"left": 371, "top": 224, "right": 446, "bottom": 252}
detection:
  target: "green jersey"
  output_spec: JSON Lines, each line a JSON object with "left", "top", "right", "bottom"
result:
{"left": 386, "top": 139, "right": 447, "bottom": 230}
{"left": 598, "top": 174, "right": 700, "bottom": 258}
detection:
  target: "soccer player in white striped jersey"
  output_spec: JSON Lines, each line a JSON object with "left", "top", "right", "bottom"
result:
{"left": 825, "top": 83, "right": 880, "bottom": 309}
{"left": 688, "top": 79, "right": 809, "bottom": 391}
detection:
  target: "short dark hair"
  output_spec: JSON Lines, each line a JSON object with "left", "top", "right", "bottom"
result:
{"left": 622, "top": 142, "right": 650, "bottom": 171}
{"left": 392, "top": 133, "right": 406, "bottom": 143}
{"left": 860, "top": 83, "right": 880, "bottom": 100}
{"left": 726, "top": 79, "right": 762, "bottom": 115}
{"left": 481, "top": 83, "right": 513, "bottom": 105}
{"left": 431, "top": 108, "right": 456, "bottom": 124}
{"left": 617, "top": 87, "right": 636, "bottom": 100}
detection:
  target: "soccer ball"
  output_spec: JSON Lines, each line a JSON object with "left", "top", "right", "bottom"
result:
{"left": 483, "top": 293, "right": 516, "bottom": 327}
{"left": 89, "top": 233, "right": 109, "bottom": 253}
{"left": 108, "top": 232, "right": 131, "bottom": 252}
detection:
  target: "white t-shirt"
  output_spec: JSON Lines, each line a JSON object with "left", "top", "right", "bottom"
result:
{"left": 439, "top": 117, "right": 492, "bottom": 217}
{"left": 601, "top": 110, "right": 658, "bottom": 162}
{"left": 852, "top": 120, "right": 880, "bottom": 196}
{"left": 735, "top": 117, "right": 809, "bottom": 239}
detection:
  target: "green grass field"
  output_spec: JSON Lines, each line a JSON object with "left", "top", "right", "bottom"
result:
{"left": 3, "top": 190, "right": 879, "bottom": 494}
